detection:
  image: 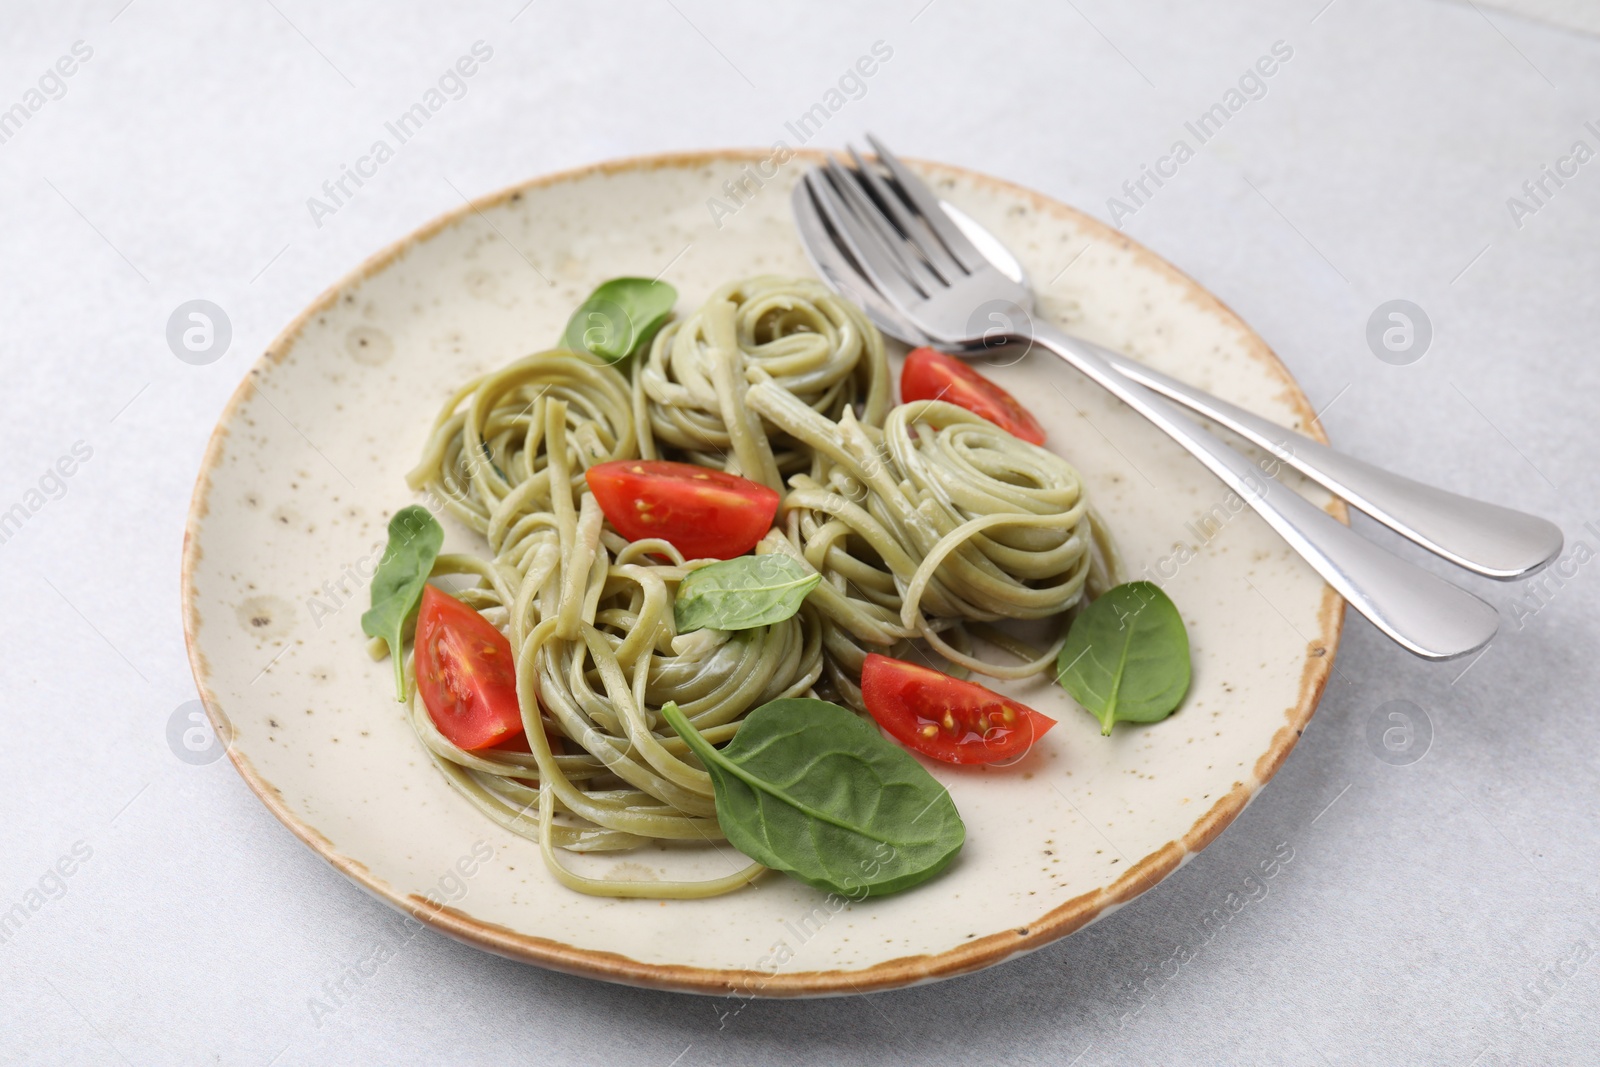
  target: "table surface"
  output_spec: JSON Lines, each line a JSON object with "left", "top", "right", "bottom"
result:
{"left": 4, "top": 1, "right": 1597, "bottom": 1064}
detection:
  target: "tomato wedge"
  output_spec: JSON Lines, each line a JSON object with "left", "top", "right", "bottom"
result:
{"left": 860, "top": 653, "right": 1056, "bottom": 765}
{"left": 585, "top": 459, "right": 779, "bottom": 560}
{"left": 900, "top": 347, "right": 1047, "bottom": 445}
{"left": 414, "top": 584, "right": 525, "bottom": 751}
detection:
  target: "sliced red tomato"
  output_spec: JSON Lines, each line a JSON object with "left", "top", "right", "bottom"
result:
{"left": 585, "top": 459, "right": 779, "bottom": 560}
{"left": 860, "top": 653, "right": 1056, "bottom": 765}
{"left": 414, "top": 584, "right": 525, "bottom": 752}
{"left": 900, "top": 347, "right": 1047, "bottom": 445}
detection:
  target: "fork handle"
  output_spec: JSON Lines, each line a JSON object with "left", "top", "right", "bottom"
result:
{"left": 1092, "top": 345, "right": 1561, "bottom": 581}
{"left": 1031, "top": 323, "right": 1499, "bottom": 660}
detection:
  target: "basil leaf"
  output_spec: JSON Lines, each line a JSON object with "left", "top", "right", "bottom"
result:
{"left": 560, "top": 277, "right": 677, "bottom": 362}
{"left": 674, "top": 554, "right": 821, "bottom": 633}
{"left": 1055, "top": 581, "right": 1191, "bottom": 736}
{"left": 360, "top": 505, "right": 444, "bottom": 701}
{"left": 662, "top": 698, "right": 965, "bottom": 897}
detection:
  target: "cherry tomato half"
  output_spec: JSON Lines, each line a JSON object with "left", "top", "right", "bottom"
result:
{"left": 415, "top": 584, "right": 525, "bottom": 752}
{"left": 900, "top": 347, "right": 1047, "bottom": 445}
{"left": 860, "top": 653, "right": 1056, "bottom": 765}
{"left": 585, "top": 460, "right": 779, "bottom": 560}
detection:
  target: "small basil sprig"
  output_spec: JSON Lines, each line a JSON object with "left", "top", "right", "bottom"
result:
{"left": 360, "top": 505, "right": 444, "bottom": 700}
{"left": 1055, "top": 581, "right": 1191, "bottom": 736}
{"left": 560, "top": 278, "right": 677, "bottom": 362}
{"left": 663, "top": 698, "right": 965, "bottom": 897}
{"left": 673, "top": 554, "right": 821, "bottom": 633}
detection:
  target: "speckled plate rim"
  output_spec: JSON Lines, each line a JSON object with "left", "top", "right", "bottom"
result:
{"left": 181, "top": 148, "right": 1346, "bottom": 997}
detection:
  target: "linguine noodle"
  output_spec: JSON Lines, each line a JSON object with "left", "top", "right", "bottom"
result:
{"left": 394, "top": 276, "right": 1115, "bottom": 898}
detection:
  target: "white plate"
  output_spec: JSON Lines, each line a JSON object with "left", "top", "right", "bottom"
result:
{"left": 181, "top": 150, "right": 1342, "bottom": 996}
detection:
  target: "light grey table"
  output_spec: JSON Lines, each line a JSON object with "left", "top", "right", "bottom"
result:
{"left": 3, "top": 1, "right": 1596, "bottom": 1063}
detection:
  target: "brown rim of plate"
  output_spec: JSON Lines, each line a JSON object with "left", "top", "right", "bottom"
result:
{"left": 180, "top": 148, "right": 1346, "bottom": 998}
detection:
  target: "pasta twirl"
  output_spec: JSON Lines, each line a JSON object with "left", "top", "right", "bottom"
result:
{"left": 391, "top": 276, "right": 1114, "bottom": 898}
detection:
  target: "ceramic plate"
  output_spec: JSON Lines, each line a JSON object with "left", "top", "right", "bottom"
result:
{"left": 181, "top": 150, "right": 1342, "bottom": 996}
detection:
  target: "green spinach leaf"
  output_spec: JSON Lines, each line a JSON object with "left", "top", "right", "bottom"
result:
{"left": 1055, "top": 581, "right": 1190, "bottom": 736}
{"left": 674, "top": 554, "right": 821, "bottom": 633}
{"left": 662, "top": 698, "right": 964, "bottom": 897}
{"left": 360, "top": 505, "right": 444, "bottom": 701}
{"left": 560, "top": 277, "right": 677, "bottom": 362}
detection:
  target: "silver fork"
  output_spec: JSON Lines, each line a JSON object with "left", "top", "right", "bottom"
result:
{"left": 799, "top": 143, "right": 1561, "bottom": 585}
{"left": 793, "top": 137, "right": 1530, "bottom": 660}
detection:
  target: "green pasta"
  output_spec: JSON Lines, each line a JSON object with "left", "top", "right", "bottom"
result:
{"left": 747, "top": 383, "right": 1119, "bottom": 704}
{"left": 393, "top": 276, "right": 1116, "bottom": 899}
{"left": 634, "top": 275, "right": 890, "bottom": 490}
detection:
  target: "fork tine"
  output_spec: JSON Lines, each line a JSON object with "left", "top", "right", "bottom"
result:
{"left": 845, "top": 143, "right": 964, "bottom": 283}
{"left": 790, "top": 180, "right": 932, "bottom": 346}
{"left": 863, "top": 133, "right": 988, "bottom": 272}
{"left": 802, "top": 169, "right": 926, "bottom": 309}
{"left": 822, "top": 156, "right": 944, "bottom": 294}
